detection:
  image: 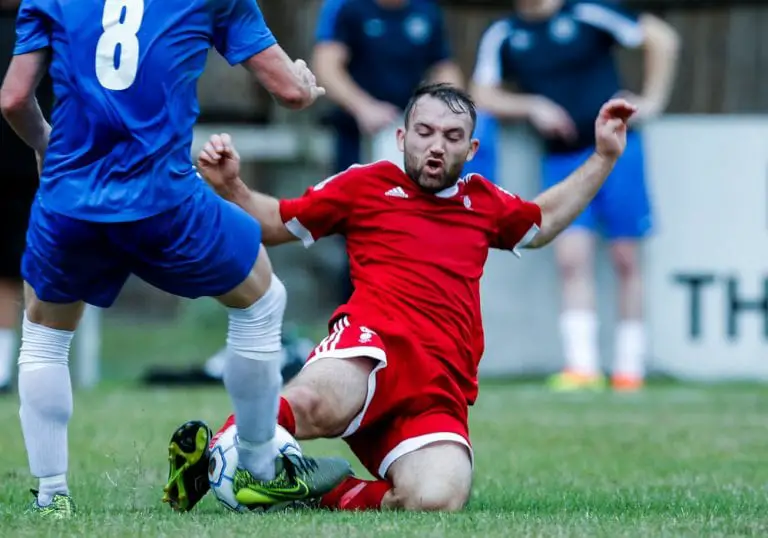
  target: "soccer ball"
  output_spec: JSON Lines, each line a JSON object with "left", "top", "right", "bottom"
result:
{"left": 207, "top": 423, "right": 303, "bottom": 512}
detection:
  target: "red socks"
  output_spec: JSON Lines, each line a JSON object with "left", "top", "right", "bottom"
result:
{"left": 320, "top": 477, "right": 391, "bottom": 511}
{"left": 278, "top": 397, "right": 296, "bottom": 436}
{"left": 279, "top": 398, "right": 389, "bottom": 510}
{"left": 210, "top": 398, "right": 295, "bottom": 452}
{"left": 209, "top": 414, "right": 235, "bottom": 449}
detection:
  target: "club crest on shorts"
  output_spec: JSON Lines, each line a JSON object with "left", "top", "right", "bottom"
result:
{"left": 359, "top": 326, "right": 375, "bottom": 344}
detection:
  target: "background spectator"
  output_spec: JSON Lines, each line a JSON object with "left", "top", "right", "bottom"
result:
{"left": 471, "top": 0, "right": 680, "bottom": 391}
{"left": 313, "top": 0, "right": 464, "bottom": 173}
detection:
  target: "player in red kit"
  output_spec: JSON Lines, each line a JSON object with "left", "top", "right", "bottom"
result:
{"left": 163, "top": 83, "right": 637, "bottom": 512}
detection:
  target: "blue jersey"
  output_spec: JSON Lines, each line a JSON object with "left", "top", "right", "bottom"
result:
{"left": 472, "top": 0, "right": 644, "bottom": 153}
{"left": 14, "top": 0, "right": 276, "bottom": 222}
{"left": 316, "top": 0, "right": 451, "bottom": 114}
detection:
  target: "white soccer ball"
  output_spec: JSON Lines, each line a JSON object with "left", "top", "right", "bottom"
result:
{"left": 207, "top": 423, "right": 303, "bottom": 512}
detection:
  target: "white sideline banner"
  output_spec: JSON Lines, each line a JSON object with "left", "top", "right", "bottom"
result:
{"left": 643, "top": 118, "right": 768, "bottom": 380}
{"left": 478, "top": 117, "right": 768, "bottom": 381}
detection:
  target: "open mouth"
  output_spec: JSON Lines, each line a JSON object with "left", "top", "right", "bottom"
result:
{"left": 425, "top": 158, "right": 444, "bottom": 174}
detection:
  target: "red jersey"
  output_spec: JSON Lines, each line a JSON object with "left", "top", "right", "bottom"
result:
{"left": 279, "top": 161, "right": 541, "bottom": 404}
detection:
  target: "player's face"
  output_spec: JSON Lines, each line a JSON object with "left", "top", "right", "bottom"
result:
{"left": 397, "top": 97, "right": 479, "bottom": 193}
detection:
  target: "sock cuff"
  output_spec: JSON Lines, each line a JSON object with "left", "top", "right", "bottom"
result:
{"left": 18, "top": 315, "right": 74, "bottom": 368}
{"left": 227, "top": 275, "right": 286, "bottom": 356}
{"left": 339, "top": 479, "right": 391, "bottom": 510}
{"left": 23, "top": 315, "right": 76, "bottom": 340}
{"left": 616, "top": 319, "right": 645, "bottom": 334}
{"left": 227, "top": 274, "right": 286, "bottom": 321}
{"left": 560, "top": 310, "right": 598, "bottom": 329}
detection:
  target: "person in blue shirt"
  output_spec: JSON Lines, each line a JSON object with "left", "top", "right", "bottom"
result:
{"left": 314, "top": 0, "right": 497, "bottom": 181}
{"left": 312, "top": 0, "right": 502, "bottom": 305}
{"left": 313, "top": 0, "right": 463, "bottom": 173}
{"left": 471, "top": 0, "right": 679, "bottom": 392}
{"left": 0, "top": 0, "right": 350, "bottom": 517}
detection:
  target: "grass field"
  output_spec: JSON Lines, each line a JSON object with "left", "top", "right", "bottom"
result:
{"left": 1, "top": 380, "right": 767, "bottom": 537}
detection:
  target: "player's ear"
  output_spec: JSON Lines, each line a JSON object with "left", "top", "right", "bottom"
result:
{"left": 465, "top": 138, "right": 480, "bottom": 163}
{"left": 396, "top": 127, "right": 405, "bottom": 153}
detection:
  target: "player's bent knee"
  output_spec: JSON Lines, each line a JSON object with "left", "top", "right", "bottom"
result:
{"left": 217, "top": 247, "right": 274, "bottom": 309}
{"left": 386, "top": 441, "right": 473, "bottom": 512}
{"left": 610, "top": 242, "right": 640, "bottom": 279}
{"left": 282, "top": 384, "right": 340, "bottom": 438}
{"left": 226, "top": 274, "right": 286, "bottom": 357}
{"left": 283, "top": 357, "right": 374, "bottom": 438}
{"left": 395, "top": 487, "right": 468, "bottom": 512}
{"left": 17, "top": 315, "right": 74, "bottom": 380}
{"left": 23, "top": 283, "right": 85, "bottom": 331}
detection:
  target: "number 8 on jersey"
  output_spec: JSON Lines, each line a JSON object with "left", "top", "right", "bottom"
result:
{"left": 95, "top": 0, "right": 145, "bottom": 91}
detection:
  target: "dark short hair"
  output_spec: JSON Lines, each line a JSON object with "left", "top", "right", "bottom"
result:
{"left": 403, "top": 82, "right": 478, "bottom": 135}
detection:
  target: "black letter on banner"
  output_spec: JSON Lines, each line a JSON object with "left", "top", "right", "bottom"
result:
{"left": 673, "top": 273, "right": 715, "bottom": 340}
{"left": 725, "top": 276, "right": 768, "bottom": 340}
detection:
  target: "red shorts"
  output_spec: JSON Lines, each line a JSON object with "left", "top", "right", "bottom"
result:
{"left": 306, "top": 315, "right": 472, "bottom": 479}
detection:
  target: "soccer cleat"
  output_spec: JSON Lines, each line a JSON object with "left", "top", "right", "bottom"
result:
{"left": 27, "top": 490, "right": 75, "bottom": 518}
{"left": 162, "top": 420, "right": 212, "bottom": 512}
{"left": 234, "top": 453, "right": 353, "bottom": 507}
{"left": 611, "top": 374, "right": 644, "bottom": 392}
{"left": 546, "top": 370, "right": 606, "bottom": 392}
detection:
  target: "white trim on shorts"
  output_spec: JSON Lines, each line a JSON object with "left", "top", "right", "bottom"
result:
{"left": 304, "top": 316, "right": 388, "bottom": 438}
{"left": 378, "top": 433, "right": 474, "bottom": 479}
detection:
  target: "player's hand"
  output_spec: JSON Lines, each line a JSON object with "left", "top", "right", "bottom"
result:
{"left": 196, "top": 133, "right": 242, "bottom": 197}
{"left": 294, "top": 59, "right": 326, "bottom": 108}
{"left": 613, "top": 90, "right": 663, "bottom": 126}
{"left": 594, "top": 98, "right": 638, "bottom": 161}
{"left": 355, "top": 100, "right": 400, "bottom": 135}
{"left": 528, "top": 96, "right": 578, "bottom": 142}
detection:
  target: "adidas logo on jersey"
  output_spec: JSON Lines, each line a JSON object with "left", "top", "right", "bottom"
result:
{"left": 385, "top": 187, "right": 409, "bottom": 198}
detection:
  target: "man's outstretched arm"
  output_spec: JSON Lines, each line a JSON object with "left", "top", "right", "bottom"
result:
{"left": 197, "top": 133, "right": 354, "bottom": 248}
{"left": 197, "top": 134, "right": 297, "bottom": 246}
{"left": 527, "top": 99, "right": 637, "bottom": 248}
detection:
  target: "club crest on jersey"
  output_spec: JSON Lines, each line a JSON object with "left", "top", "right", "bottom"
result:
{"left": 550, "top": 16, "right": 577, "bottom": 43}
{"left": 404, "top": 15, "right": 431, "bottom": 44}
{"left": 509, "top": 30, "right": 532, "bottom": 51}
{"left": 463, "top": 196, "right": 472, "bottom": 210}
{"left": 359, "top": 326, "right": 375, "bottom": 343}
{"left": 364, "top": 18, "right": 385, "bottom": 38}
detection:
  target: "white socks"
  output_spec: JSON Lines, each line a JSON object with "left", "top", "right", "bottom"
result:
{"left": 613, "top": 320, "right": 646, "bottom": 378}
{"left": 222, "top": 275, "right": 286, "bottom": 481}
{"left": 0, "top": 328, "right": 15, "bottom": 387}
{"left": 560, "top": 310, "right": 599, "bottom": 375}
{"left": 560, "top": 311, "right": 646, "bottom": 378}
{"left": 17, "top": 315, "right": 74, "bottom": 506}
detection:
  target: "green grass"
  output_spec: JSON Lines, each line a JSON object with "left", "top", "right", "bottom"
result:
{"left": 1, "top": 382, "right": 767, "bottom": 537}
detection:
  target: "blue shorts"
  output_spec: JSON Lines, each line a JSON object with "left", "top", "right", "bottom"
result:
{"left": 542, "top": 131, "right": 652, "bottom": 239}
{"left": 22, "top": 183, "right": 261, "bottom": 308}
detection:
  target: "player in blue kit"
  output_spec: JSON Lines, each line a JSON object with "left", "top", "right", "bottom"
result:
{"left": 471, "top": 0, "right": 679, "bottom": 391}
{"left": 0, "top": 0, "right": 351, "bottom": 518}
